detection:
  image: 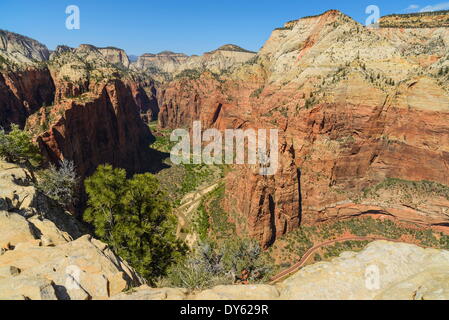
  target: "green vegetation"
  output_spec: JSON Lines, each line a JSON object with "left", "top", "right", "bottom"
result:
{"left": 149, "top": 128, "right": 177, "bottom": 153}
{"left": 360, "top": 178, "right": 449, "bottom": 201}
{"left": 84, "top": 165, "right": 187, "bottom": 284}
{"left": 304, "top": 96, "right": 318, "bottom": 109}
{"left": 250, "top": 87, "right": 263, "bottom": 98}
{"left": 0, "top": 125, "right": 42, "bottom": 178}
{"left": 439, "top": 66, "right": 449, "bottom": 75}
{"left": 383, "top": 10, "right": 449, "bottom": 18}
{"left": 273, "top": 216, "right": 449, "bottom": 268}
{"left": 149, "top": 122, "right": 225, "bottom": 203}
{"left": 167, "top": 238, "right": 272, "bottom": 289}
{"left": 194, "top": 203, "right": 210, "bottom": 242}
{"left": 36, "top": 160, "right": 78, "bottom": 208}
{"left": 0, "top": 55, "right": 20, "bottom": 71}
{"left": 193, "top": 183, "right": 235, "bottom": 242}
{"left": 180, "top": 163, "right": 220, "bottom": 196}
{"left": 322, "top": 240, "right": 369, "bottom": 259}
{"left": 175, "top": 69, "right": 202, "bottom": 80}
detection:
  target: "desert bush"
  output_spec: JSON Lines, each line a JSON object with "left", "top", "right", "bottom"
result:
{"left": 36, "top": 160, "right": 78, "bottom": 207}
{"left": 167, "top": 242, "right": 232, "bottom": 290}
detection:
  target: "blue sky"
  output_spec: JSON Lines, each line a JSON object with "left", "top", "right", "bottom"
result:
{"left": 0, "top": 0, "right": 448, "bottom": 56}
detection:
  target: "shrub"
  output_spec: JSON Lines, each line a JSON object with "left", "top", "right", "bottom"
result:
{"left": 36, "top": 160, "right": 78, "bottom": 208}
{"left": 167, "top": 238, "right": 271, "bottom": 289}
{"left": 167, "top": 242, "right": 232, "bottom": 290}
{"left": 0, "top": 125, "right": 42, "bottom": 166}
{"left": 0, "top": 125, "right": 42, "bottom": 180}
{"left": 83, "top": 165, "right": 186, "bottom": 284}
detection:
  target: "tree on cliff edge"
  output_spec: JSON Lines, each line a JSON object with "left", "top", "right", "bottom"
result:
{"left": 0, "top": 124, "right": 42, "bottom": 181}
{"left": 83, "top": 165, "right": 186, "bottom": 283}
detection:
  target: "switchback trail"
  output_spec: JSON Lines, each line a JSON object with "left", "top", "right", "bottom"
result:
{"left": 269, "top": 236, "right": 404, "bottom": 284}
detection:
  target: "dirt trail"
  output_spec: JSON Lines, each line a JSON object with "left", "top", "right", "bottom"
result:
{"left": 175, "top": 182, "right": 219, "bottom": 246}
{"left": 269, "top": 236, "right": 404, "bottom": 285}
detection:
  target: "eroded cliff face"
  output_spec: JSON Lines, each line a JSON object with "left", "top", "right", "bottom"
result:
{"left": 0, "top": 30, "right": 50, "bottom": 63}
{"left": 157, "top": 10, "right": 449, "bottom": 244}
{"left": 0, "top": 32, "right": 159, "bottom": 180}
{"left": 0, "top": 68, "right": 55, "bottom": 129}
{"left": 30, "top": 81, "right": 156, "bottom": 179}
{"left": 24, "top": 46, "right": 162, "bottom": 179}
{"left": 224, "top": 141, "right": 301, "bottom": 248}
{"left": 133, "top": 45, "right": 256, "bottom": 82}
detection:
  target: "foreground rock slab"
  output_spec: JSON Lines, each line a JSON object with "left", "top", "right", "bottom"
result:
{"left": 112, "top": 241, "right": 449, "bottom": 300}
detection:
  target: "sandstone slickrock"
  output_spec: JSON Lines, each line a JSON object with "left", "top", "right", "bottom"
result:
{"left": 0, "top": 235, "right": 144, "bottom": 300}
{"left": 0, "top": 160, "right": 145, "bottom": 300}
{"left": 0, "top": 160, "right": 86, "bottom": 237}
{"left": 112, "top": 241, "right": 449, "bottom": 300}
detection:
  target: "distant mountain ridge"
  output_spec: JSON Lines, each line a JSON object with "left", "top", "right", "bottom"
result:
{"left": 380, "top": 9, "right": 449, "bottom": 28}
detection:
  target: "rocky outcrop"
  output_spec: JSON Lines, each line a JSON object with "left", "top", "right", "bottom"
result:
{"left": 224, "top": 141, "right": 301, "bottom": 249}
{"left": 113, "top": 241, "right": 449, "bottom": 300}
{"left": 157, "top": 9, "right": 449, "bottom": 244}
{"left": 97, "top": 47, "right": 131, "bottom": 68}
{"left": 133, "top": 45, "right": 256, "bottom": 81}
{"left": 0, "top": 68, "right": 55, "bottom": 129}
{"left": 0, "top": 234, "right": 144, "bottom": 300}
{"left": 134, "top": 51, "right": 189, "bottom": 75}
{"left": 30, "top": 80, "right": 157, "bottom": 180}
{"left": 48, "top": 44, "right": 159, "bottom": 123}
{"left": 0, "top": 30, "right": 50, "bottom": 63}
{"left": 0, "top": 160, "right": 145, "bottom": 300}
{"left": 50, "top": 44, "right": 131, "bottom": 68}
{"left": 379, "top": 10, "right": 449, "bottom": 28}
{"left": 0, "top": 36, "right": 160, "bottom": 180}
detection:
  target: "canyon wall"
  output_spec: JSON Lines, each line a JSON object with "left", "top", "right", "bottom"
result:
{"left": 0, "top": 68, "right": 55, "bottom": 129}
{"left": 0, "top": 31, "right": 160, "bottom": 180}
{"left": 157, "top": 10, "right": 449, "bottom": 244}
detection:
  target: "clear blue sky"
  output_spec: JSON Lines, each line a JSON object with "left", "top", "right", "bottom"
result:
{"left": 0, "top": 0, "right": 446, "bottom": 56}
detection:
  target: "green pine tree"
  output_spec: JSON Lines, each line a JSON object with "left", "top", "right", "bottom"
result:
{"left": 84, "top": 165, "right": 186, "bottom": 283}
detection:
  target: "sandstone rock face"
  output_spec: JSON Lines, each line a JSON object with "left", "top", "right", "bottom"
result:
{"left": 133, "top": 45, "right": 256, "bottom": 81}
{"left": 157, "top": 9, "right": 449, "bottom": 243}
{"left": 50, "top": 44, "right": 131, "bottom": 69}
{"left": 278, "top": 241, "right": 449, "bottom": 300}
{"left": 112, "top": 241, "right": 449, "bottom": 300}
{"left": 0, "top": 68, "right": 55, "bottom": 129}
{"left": 0, "top": 235, "right": 144, "bottom": 300}
{"left": 224, "top": 141, "right": 301, "bottom": 248}
{"left": 379, "top": 11, "right": 449, "bottom": 28}
{"left": 32, "top": 80, "right": 157, "bottom": 179}
{"left": 0, "top": 30, "right": 50, "bottom": 63}
{"left": 0, "top": 36, "right": 160, "bottom": 180}
{"left": 0, "top": 160, "right": 86, "bottom": 237}
{"left": 0, "top": 160, "right": 145, "bottom": 300}
{"left": 97, "top": 47, "right": 131, "bottom": 68}
{"left": 134, "top": 51, "right": 189, "bottom": 75}
{"left": 111, "top": 286, "right": 188, "bottom": 300}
